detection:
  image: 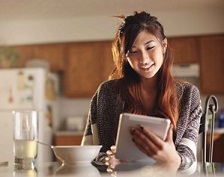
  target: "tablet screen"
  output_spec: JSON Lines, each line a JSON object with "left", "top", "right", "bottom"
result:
{"left": 115, "top": 113, "right": 170, "bottom": 162}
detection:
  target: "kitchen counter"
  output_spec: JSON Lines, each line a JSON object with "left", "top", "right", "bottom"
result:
{"left": 213, "top": 128, "right": 224, "bottom": 134}
{"left": 1, "top": 161, "right": 224, "bottom": 177}
{"left": 54, "top": 130, "right": 84, "bottom": 136}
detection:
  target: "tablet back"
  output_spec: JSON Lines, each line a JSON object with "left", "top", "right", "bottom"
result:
{"left": 115, "top": 113, "right": 170, "bottom": 162}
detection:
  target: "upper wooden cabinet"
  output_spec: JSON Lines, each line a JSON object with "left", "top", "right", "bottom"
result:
{"left": 2, "top": 34, "right": 223, "bottom": 97}
{"left": 11, "top": 43, "right": 66, "bottom": 71}
{"left": 169, "top": 34, "right": 224, "bottom": 94}
{"left": 9, "top": 45, "right": 35, "bottom": 68}
{"left": 63, "top": 41, "right": 114, "bottom": 97}
{"left": 32, "top": 43, "right": 66, "bottom": 71}
{"left": 199, "top": 35, "right": 224, "bottom": 94}
{"left": 168, "top": 37, "right": 199, "bottom": 64}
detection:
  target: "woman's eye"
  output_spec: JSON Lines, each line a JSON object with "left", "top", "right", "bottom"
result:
{"left": 146, "top": 46, "right": 155, "bottom": 50}
{"left": 130, "top": 50, "right": 137, "bottom": 54}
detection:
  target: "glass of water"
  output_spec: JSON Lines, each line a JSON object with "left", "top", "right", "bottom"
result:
{"left": 13, "top": 110, "right": 38, "bottom": 169}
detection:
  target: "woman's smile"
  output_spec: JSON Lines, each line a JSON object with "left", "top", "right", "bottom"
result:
{"left": 139, "top": 63, "right": 155, "bottom": 71}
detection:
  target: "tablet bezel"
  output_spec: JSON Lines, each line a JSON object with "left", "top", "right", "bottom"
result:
{"left": 115, "top": 113, "right": 170, "bottom": 162}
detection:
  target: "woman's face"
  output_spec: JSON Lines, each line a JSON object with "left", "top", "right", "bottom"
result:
{"left": 126, "top": 30, "right": 167, "bottom": 80}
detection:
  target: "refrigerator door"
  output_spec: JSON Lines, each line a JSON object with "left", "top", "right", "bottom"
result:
{"left": 0, "top": 68, "right": 45, "bottom": 110}
{"left": 0, "top": 68, "right": 57, "bottom": 162}
{"left": 0, "top": 111, "right": 13, "bottom": 164}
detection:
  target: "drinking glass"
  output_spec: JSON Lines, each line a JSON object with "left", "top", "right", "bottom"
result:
{"left": 13, "top": 110, "right": 38, "bottom": 169}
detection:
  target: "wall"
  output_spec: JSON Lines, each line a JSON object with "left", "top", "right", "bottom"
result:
{"left": 0, "top": 8, "right": 223, "bottom": 45}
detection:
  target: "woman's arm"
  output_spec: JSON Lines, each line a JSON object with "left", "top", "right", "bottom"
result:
{"left": 81, "top": 92, "right": 99, "bottom": 145}
{"left": 130, "top": 84, "right": 202, "bottom": 171}
{"left": 176, "top": 85, "right": 203, "bottom": 171}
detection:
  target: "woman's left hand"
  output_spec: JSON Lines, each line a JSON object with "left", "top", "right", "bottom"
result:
{"left": 105, "top": 145, "right": 122, "bottom": 172}
{"left": 130, "top": 124, "right": 181, "bottom": 169}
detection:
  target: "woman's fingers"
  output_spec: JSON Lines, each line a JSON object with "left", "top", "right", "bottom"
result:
{"left": 141, "top": 126, "right": 164, "bottom": 147}
{"left": 106, "top": 149, "right": 113, "bottom": 156}
{"left": 131, "top": 127, "right": 156, "bottom": 155}
{"left": 130, "top": 126, "right": 167, "bottom": 157}
{"left": 110, "top": 145, "right": 116, "bottom": 153}
{"left": 105, "top": 145, "right": 121, "bottom": 172}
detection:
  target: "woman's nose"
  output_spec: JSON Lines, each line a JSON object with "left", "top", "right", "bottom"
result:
{"left": 139, "top": 51, "right": 149, "bottom": 65}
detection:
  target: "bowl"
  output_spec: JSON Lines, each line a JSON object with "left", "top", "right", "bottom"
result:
{"left": 52, "top": 145, "right": 102, "bottom": 165}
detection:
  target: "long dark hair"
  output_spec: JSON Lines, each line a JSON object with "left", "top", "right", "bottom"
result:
{"left": 110, "top": 11, "right": 179, "bottom": 128}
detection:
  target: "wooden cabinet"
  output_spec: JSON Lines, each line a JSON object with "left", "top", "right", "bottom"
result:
{"left": 169, "top": 34, "right": 224, "bottom": 94}
{"left": 169, "top": 36, "right": 199, "bottom": 64}
{"left": 206, "top": 132, "right": 224, "bottom": 162}
{"left": 32, "top": 43, "right": 66, "bottom": 71}
{"left": 199, "top": 35, "right": 224, "bottom": 94}
{"left": 63, "top": 41, "right": 114, "bottom": 97}
{"left": 54, "top": 134, "right": 83, "bottom": 146}
{"left": 11, "top": 43, "right": 66, "bottom": 71}
{"left": 2, "top": 34, "right": 223, "bottom": 97}
{"left": 10, "top": 45, "right": 35, "bottom": 68}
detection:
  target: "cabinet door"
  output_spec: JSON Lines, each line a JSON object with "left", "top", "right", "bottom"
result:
{"left": 64, "top": 41, "right": 113, "bottom": 97}
{"left": 206, "top": 133, "right": 224, "bottom": 162}
{"left": 11, "top": 44, "right": 65, "bottom": 71}
{"left": 169, "top": 37, "right": 199, "bottom": 64}
{"left": 199, "top": 35, "right": 224, "bottom": 94}
{"left": 54, "top": 135, "right": 82, "bottom": 146}
{"left": 10, "top": 45, "right": 35, "bottom": 68}
{"left": 100, "top": 41, "right": 114, "bottom": 80}
{"left": 32, "top": 43, "right": 66, "bottom": 71}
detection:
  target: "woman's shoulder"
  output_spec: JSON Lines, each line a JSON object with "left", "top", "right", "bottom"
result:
{"left": 98, "top": 79, "right": 117, "bottom": 89}
{"left": 175, "top": 81, "right": 201, "bottom": 101}
{"left": 96, "top": 79, "right": 120, "bottom": 95}
{"left": 176, "top": 81, "right": 199, "bottom": 92}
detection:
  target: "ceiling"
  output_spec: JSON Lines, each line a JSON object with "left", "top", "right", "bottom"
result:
{"left": 0, "top": 0, "right": 223, "bottom": 22}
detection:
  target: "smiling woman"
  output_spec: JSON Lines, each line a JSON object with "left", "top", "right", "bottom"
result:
{"left": 81, "top": 11, "right": 202, "bottom": 173}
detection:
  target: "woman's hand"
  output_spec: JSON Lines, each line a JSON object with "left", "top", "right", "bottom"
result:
{"left": 104, "top": 145, "right": 122, "bottom": 172}
{"left": 130, "top": 124, "right": 181, "bottom": 170}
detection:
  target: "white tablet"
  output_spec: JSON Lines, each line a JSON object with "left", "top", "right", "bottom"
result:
{"left": 115, "top": 113, "right": 170, "bottom": 162}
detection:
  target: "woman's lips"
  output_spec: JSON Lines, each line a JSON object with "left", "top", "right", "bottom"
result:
{"left": 139, "top": 63, "right": 154, "bottom": 71}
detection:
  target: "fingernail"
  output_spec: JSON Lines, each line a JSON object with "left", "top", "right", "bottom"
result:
{"left": 139, "top": 126, "right": 144, "bottom": 131}
{"left": 130, "top": 128, "right": 135, "bottom": 135}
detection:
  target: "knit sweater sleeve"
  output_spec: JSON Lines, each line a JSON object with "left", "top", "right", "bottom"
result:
{"left": 81, "top": 80, "right": 122, "bottom": 163}
{"left": 81, "top": 90, "right": 99, "bottom": 145}
{"left": 176, "top": 83, "right": 203, "bottom": 173}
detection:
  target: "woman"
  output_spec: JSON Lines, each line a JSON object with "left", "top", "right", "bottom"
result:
{"left": 81, "top": 11, "right": 202, "bottom": 171}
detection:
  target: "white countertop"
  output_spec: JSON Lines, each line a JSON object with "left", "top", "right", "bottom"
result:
{"left": 1, "top": 161, "right": 224, "bottom": 177}
{"left": 214, "top": 128, "right": 224, "bottom": 134}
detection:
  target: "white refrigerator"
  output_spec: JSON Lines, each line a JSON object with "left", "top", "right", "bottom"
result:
{"left": 0, "top": 68, "right": 59, "bottom": 163}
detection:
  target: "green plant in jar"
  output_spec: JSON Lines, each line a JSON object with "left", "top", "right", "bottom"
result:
{"left": 0, "top": 47, "right": 19, "bottom": 68}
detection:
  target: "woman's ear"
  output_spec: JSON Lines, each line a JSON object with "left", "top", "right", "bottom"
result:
{"left": 162, "top": 38, "right": 167, "bottom": 54}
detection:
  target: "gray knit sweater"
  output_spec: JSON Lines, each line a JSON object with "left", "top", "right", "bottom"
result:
{"left": 82, "top": 79, "right": 202, "bottom": 170}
